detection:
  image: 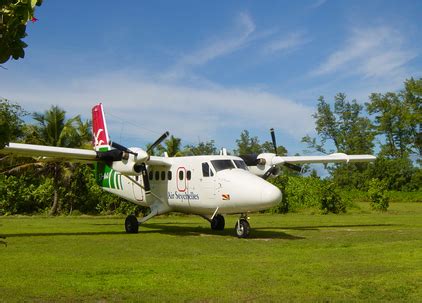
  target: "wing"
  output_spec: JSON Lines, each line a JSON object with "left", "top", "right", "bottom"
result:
{"left": 273, "top": 153, "right": 376, "bottom": 165}
{"left": 246, "top": 152, "right": 376, "bottom": 178}
{"left": 1, "top": 143, "right": 98, "bottom": 162}
{"left": 1, "top": 143, "right": 173, "bottom": 167}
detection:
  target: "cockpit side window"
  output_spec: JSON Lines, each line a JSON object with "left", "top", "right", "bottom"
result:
{"left": 211, "top": 159, "right": 235, "bottom": 172}
{"left": 202, "top": 162, "right": 210, "bottom": 177}
{"left": 234, "top": 159, "right": 248, "bottom": 170}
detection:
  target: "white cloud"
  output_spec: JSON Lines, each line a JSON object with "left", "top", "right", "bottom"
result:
{"left": 312, "top": 26, "right": 416, "bottom": 78}
{"left": 163, "top": 12, "right": 257, "bottom": 81}
{"left": 309, "top": 0, "right": 328, "bottom": 9}
{"left": 263, "top": 31, "right": 311, "bottom": 54}
{"left": 1, "top": 70, "right": 314, "bottom": 148}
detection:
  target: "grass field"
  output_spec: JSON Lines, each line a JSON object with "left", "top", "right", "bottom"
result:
{"left": 1, "top": 202, "right": 422, "bottom": 302}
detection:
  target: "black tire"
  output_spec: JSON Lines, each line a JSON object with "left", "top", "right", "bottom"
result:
{"left": 235, "top": 219, "right": 250, "bottom": 238}
{"left": 211, "top": 214, "right": 225, "bottom": 230}
{"left": 125, "top": 214, "right": 139, "bottom": 233}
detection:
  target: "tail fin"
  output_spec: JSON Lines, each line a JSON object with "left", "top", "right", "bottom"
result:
{"left": 92, "top": 103, "right": 110, "bottom": 152}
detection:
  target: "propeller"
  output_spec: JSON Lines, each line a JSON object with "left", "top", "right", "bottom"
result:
{"left": 147, "top": 131, "right": 169, "bottom": 154}
{"left": 270, "top": 128, "right": 277, "bottom": 155}
{"left": 109, "top": 141, "right": 138, "bottom": 157}
{"left": 268, "top": 128, "right": 302, "bottom": 175}
{"left": 100, "top": 131, "right": 169, "bottom": 193}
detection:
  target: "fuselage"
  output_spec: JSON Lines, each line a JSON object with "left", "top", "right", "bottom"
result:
{"left": 99, "top": 155, "right": 282, "bottom": 216}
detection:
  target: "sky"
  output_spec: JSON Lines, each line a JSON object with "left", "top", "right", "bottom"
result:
{"left": 1, "top": 0, "right": 421, "bottom": 155}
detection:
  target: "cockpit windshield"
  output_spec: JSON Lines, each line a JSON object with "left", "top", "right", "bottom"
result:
{"left": 211, "top": 160, "right": 235, "bottom": 172}
{"left": 233, "top": 159, "right": 248, "bottom": 170}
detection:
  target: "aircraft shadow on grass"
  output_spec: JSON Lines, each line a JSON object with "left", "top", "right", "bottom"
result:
{"left": 2, "top": 225, "right": 303, "bottom": 240}
{"left": 2, "top": 223, "right": 398, "bottom": 240}
{"left": 142, "top": 223, "right": 305, "bottom": 240}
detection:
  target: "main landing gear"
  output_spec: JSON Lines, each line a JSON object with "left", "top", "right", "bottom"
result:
{"left": 211, "top": 214, "right": 225, "bottom": 230}
{"left": 125, "top": 214, "right": 139, "bottom": 233}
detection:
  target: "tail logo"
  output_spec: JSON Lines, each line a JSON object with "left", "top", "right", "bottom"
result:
{"left": 94, "top": 128, "right": 105, "bottom": 146}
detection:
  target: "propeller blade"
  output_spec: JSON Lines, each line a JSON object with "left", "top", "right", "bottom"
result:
{"left": 147, "top": 131, "right": 170, "bottom": 154}
{"left": 262, "top": 166, "right": 277, "bottom": 180}
{"left": 138, "top": 163, "right": 150, "bottom": 192}
{"left": 270, "top": 128, "right": 277, "bottom": 155}
{"left": 109, "top": 141, "right": 138, "bottom": 156}
{"left": 284, "top": 162, "right": 302, "bottom": 172}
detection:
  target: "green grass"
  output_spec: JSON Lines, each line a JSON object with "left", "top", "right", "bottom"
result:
{"left": 1, "top": 203, "right": 422, "bottom": 302}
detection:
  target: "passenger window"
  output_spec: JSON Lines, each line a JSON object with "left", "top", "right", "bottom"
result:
{"left": 179, "top": 170, "right": 184, "bottom": 180}
{"left": 168, "top": 171, "right": 172, "bottom": 180}
{"left": 187, "top": 170, "right": 191, "bottom": 180}
{"left": 149, "top": 171, "right": 153, "bottom": 180}
{"left": 161, "top": 171, "right": 166, "bottom": 181}
{"left": 155, "top": 171, "right": 160, "bottom": 181}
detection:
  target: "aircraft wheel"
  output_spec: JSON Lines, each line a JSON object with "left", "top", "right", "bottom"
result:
{"left": 235, "top": 219, "right": 250, "bottom": 238}
{"left": 211, "top": 214, "right": 225, "bottom": 230}
{"left": 125, "top": 214, "right": 139, "bottom": 233}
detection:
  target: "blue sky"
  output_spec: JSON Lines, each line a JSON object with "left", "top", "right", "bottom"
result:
{"left": 1, "top": 0, "right": 421, "bottom": 155}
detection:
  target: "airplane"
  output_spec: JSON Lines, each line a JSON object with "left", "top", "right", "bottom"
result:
{"left": 1, "top": 103, "right": 376, "bottom": 238}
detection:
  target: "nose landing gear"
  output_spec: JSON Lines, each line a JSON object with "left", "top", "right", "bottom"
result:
{"left": 235, "top": 215, "right": 250, "bottom": 238}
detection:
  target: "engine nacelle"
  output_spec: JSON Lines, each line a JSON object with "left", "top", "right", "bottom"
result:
{"left": 110, "top": 148, "right": 149, "bottom": 175}
{"left": 245, "top": 153, "right": 281, "bottom": 178}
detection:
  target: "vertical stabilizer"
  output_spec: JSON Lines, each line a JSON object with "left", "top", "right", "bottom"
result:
{"left": 92, "top": 103, "right": 110, "bottom": 152}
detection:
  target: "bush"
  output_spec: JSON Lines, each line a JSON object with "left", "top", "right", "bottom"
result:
{"left": 368, "top": 178, "right": 389, "bottom": 211}
{"left": 269, "top": 176, "right": 346, "bottom": 214}
{"left": 318, "top": 181, "right": 346, "bottom": 214}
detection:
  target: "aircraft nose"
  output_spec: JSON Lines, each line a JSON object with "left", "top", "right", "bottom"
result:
{"left": 261, "top": 184, "right": 282, "bottom": 207}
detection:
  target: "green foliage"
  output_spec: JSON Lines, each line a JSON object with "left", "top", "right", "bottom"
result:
{"left": 268, "top": 175, "right": 289, "bottom": 213}
{"left": 184, "top": 140, "right": 218, "bottom": 155}
{"left": 303, "top": 94, "right": 374, "bottom": 155}
{"left": 0, "top": 0, "right": 42, "bottom": 64}
{"left": 270, "top": 176, "right": 346, "bottom": 214}
{"left": 234, "top": 130, "right": 262, "bottom": 155}
{"left": 366, "top": 86, "right": 419, "bottom": 158}
{"left": 318, "top": 180, "right": 346, "bottom": 214}
{"left": 0, "top": 174, "right": 52, "bottom": 214}
{"left": 368, "top": 178, "right": 390, "bottom": 212}
{"left": 0, "top": 98, "right": 26, "bottom": 148}
{"left": 367, "top": 157, "right": 420, "bottom": 191}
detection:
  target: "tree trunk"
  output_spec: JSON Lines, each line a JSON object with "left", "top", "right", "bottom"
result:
{"left": 49, "top": 188, "right": 59, "bottom": 216}
{"left": 49, "top": 163, "right": 60, "bottom": 215}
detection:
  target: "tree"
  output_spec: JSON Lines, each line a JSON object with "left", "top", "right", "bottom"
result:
{"left": 260, "top": 141, "right": 287, "bottom": 155}
{"left": 302, "top": 93, "right": 375, "bottom": 189}
{"left": 303, "top": 94, "right": 374, "bottom": 155}
{"left": 184, "top": 140, "right": 218, "bottom": 156}
{"left": 234, "top": 130, "right": 262, "bottom": 155}
{"left": 0, "top": 0, "right": 42, "bottom": 64}
{"left": 0, "top": 98, "right": 23, "bottom": 148}
{"left": 403, "top": 78, "right": 422, "bottom": 157}
{"left": 0, "top": 98, "right": 26, "bottom": 148}
{"left": 150, "top": 135, "right": 184, "bottom": 157}
{"left": 366, "top": 83, "right": 419, "bottom": 159}
{"left": 24, "top": 106, "right": 89, "bottom": 215}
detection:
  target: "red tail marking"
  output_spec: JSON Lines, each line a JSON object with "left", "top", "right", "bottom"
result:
{"left": 92, "top": 103, "right": 110, "bottom": 150}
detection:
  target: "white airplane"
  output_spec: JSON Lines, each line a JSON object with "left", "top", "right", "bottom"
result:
{"left": 1, "top": 104, "right": 376, "bottom": 238}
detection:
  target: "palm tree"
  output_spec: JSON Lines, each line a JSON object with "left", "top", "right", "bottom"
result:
{"left": 165, "top": 135, "right": 183, "bottom": 157}
{"left": 24, "top": 106, "right": 91, "bottom": 215}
